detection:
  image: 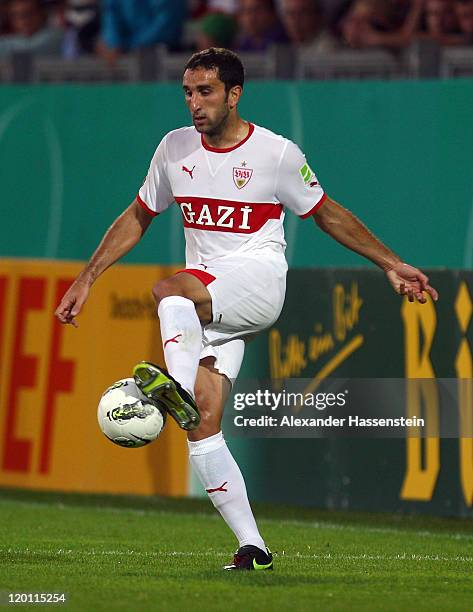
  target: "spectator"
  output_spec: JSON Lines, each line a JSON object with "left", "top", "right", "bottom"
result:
{"left": 0, "top": 0, "right": 63, "bottom": 56}
{"left": 97, "top": 0, "right": 187, "bottom": 65}
{"left": 236, "top": 0, "right": 288, "bottom": 52}
{"left": 454, "top": 0, "right": 473, "bottom": 41}
{"left": 194, "top": 11, "right": 237, "bottom": 50}
{"left": 62, "top": 0, "right": 100, "bottom": 57}
{"left": 1, "top": 0, "right": 11, "bottom": 34}
{"left": 41, "top": 0, "right": 67, "bottom": 28}
{"left": 339, "top": 0, "right": 423, "bottom": 50}
{"left": 423, "top": 0, "right": 457, "bottom": 40}
{"left": 280, "top": 0, "right": 337, "bottom": 52}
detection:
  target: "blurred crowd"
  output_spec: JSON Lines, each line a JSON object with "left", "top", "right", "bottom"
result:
{"left": 0, "top": 0, "right": 471, "bottom": 61}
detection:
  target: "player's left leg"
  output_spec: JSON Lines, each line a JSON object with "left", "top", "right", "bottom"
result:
{"left": 188, "top": 354, "right": 273, "bottom": 571}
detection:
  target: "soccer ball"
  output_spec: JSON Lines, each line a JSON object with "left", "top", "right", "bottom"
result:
{"left": 97, "top": 378, "right": 165, "bottom": 448}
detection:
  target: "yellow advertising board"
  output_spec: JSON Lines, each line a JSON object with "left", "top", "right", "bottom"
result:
{"left": 0, "top": 259, "right": 188, "bottom": 496}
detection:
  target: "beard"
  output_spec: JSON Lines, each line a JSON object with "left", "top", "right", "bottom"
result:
{"left": 193, "top": 102, "right": 230, "bottom": 136}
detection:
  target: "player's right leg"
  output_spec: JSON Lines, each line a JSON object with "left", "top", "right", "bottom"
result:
{"left": 134, "top": 272, "right": 212, "bottom": 430}
{"left": 189, "top": 355, "right": 273, "bottom": 571}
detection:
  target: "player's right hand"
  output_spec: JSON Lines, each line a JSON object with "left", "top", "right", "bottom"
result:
{"left": 54, "top": 280, "right": 90, "bottom": 328}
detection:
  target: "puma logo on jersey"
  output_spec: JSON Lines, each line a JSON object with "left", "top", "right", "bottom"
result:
{"left": 182, "top": 165, "right": 195, "bottom": 179}
{"left": 175, "top": 197, "right": 283, "bottom": 234}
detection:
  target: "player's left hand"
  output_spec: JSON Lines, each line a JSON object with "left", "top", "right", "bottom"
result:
{"left": 385, "top": 262, "right": 438, "bottom": 304}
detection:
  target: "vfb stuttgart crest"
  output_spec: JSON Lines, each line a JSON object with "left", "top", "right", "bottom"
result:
{"left": 233, "top": 166, "right": 253, "bottom": 189}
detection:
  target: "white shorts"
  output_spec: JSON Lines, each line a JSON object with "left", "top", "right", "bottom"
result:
{"left": 177, "top": 252, "right": 287, "bottom": 382}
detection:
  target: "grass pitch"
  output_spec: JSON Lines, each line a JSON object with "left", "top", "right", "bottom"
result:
{"left": 1, "top": 489, "right": 473, "bottom": 611}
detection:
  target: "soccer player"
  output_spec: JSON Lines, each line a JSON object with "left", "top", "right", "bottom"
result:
{"left": 55, "top": 47, "right": 438, "bottom": 571}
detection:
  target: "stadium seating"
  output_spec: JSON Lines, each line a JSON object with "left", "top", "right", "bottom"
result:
{"left": 155, "top": 46, "right": 283, "bottom": 80}
{"left": 296, "top": 49, "right": 406, "bottom": 80}
{"left": 31, "top": 55, "right": 141, "bottom": 83}
{"left": 0, "top": 43, "right": 472, "bottom": 82}
{"left": 0, "top": 58, "right": 12, "bottom": 82}
{"left": 440, "top": 46, "right": 473, "bottom": 78}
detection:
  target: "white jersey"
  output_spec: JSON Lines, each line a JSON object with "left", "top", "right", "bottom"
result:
{"left": 137, "top": 123, "right": 326, "bottom": 267}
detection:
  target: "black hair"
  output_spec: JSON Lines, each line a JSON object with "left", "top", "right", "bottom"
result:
{"left": 184, "top": 47, "right": 245, "bottom": 92}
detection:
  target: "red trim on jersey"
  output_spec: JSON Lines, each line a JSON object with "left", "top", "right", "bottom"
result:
{"left": 175, "top": 196, "right": 283, "bottom": 234}
{"left": 300, "top": 193, "right": 327, "bottom": 219}
{"left": 201, "top": 123, "right": 255, "bottom": 153}
{"left": 136, "top": 194, "right": 158, "bottom": 217}
{"left": 175, "top": 268, "right": 216, "bottom": 286}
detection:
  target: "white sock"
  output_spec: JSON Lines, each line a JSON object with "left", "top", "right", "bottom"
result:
{"left": 157, "top": 296, "right": 202, "bottom": 397}
{"left": 188, "top": 431, "right": 266, "bottom": 551}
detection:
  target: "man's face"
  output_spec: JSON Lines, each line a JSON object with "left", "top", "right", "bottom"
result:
{"left": 425, "top": 0, "right": 456, "bottom": 34}
{"left": 9, "top": 0, "right": 44, "bottom": 37}
{"left": 455, "top": 1, "right": 473, "bottom": 33}
{"left": 340, "top": 1, "right": 373, "bottom": 47}
{"left": 183, "top": 67, "right": 234, "bottom": 136}
{"left": 239, "top": 0, "right": 274, "bottom": 38}
{"left": 281, "top": 0, "right": 320, "bottom": 45}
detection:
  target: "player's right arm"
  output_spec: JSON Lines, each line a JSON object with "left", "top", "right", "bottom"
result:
{"left": 54, "top": 199, "right": 153, "bottom": 327}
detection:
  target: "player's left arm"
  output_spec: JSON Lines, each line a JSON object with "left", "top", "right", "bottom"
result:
{"left": 313, "top": 196, "right": 438, "bottom": 304}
